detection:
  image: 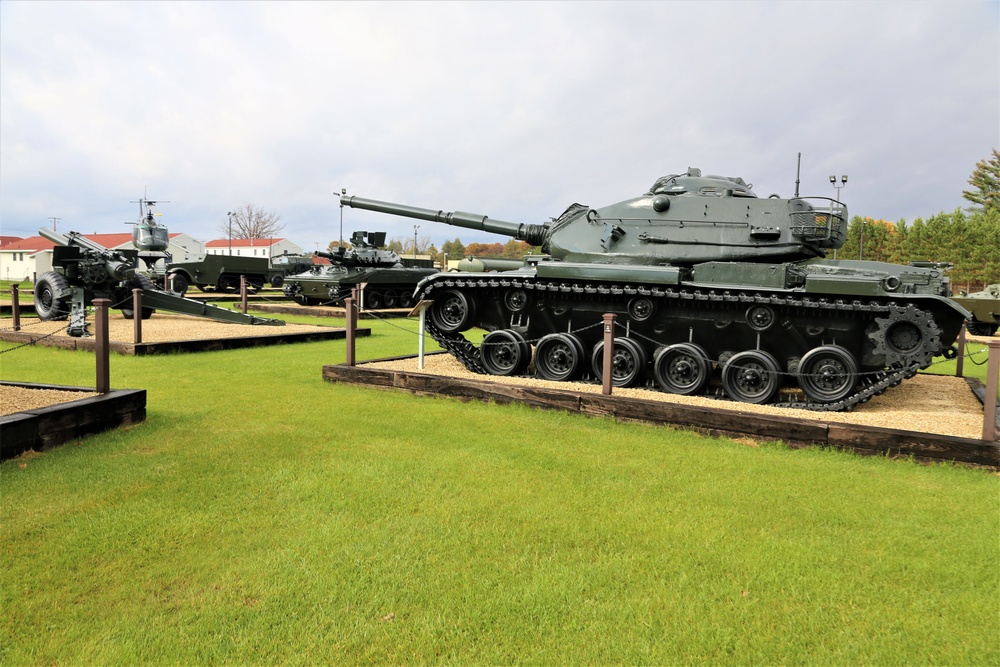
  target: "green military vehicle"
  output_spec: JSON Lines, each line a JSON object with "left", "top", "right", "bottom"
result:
{"left": 342, "top": 167, "right": 971, "bottom": 411}
{"left": 952, "top": 284, "right": 999, "bottom": 336}
{"left": 163, "top": 252, "right": 313, "bottom": 295}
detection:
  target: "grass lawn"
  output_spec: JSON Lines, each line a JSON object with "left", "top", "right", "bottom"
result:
{"left": 1, "top": 316, "right": 998, "bottom": 664}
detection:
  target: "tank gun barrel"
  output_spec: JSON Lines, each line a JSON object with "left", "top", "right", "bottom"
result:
{"left": 314, "top": 249, "right": 344, "bottom": 262}
{"left": 340, "top": 195, "right": 547, "bottom": 246}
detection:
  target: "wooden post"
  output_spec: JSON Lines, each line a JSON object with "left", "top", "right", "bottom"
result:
{"left": 956, "top": 324, "right": 966, "bottom": 378}
{"left": 10, "top": 284, "right": 20, "bottom": 331}
{"left": 132, "top": 289, "right": 143, "bottom": 344}
{"left": 94, "top": 298, "right": 111, "bottom": 394}
{"left": 240, "top": 275, "right": 248, "bottom": 314}
{"left": 344, "top": 287, "right": 358, "bottom": 367}
{"left": 983, "top": 339, "right": 1000, "bottom": 442}
{"left": 602, "top": 313, "right": 616, "bottom": 395}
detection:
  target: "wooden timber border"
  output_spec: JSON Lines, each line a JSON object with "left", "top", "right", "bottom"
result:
{"left": 1, "top": 381, "right": 146, "bottom": 460}
{"left": 322, "top": 358, "right": 1000, "bottom": 469}
{"left": 252, "top": 303, "right": 414, "bottom": 319}
{"left": 0, "top": 327, "right": 368, "bottom": 356}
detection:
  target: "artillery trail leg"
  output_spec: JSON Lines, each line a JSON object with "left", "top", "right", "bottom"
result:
{"left": 602, "top": 313, "right": 616, "bottom": 396}
{"left": 94, "top": 298, "right": 111, "bottom": 394}
{"left": 11, "top": 285, "right": 20, "bottom": 331}
{"left": 983, "top": 340, "right": 1000, "bottom": 442}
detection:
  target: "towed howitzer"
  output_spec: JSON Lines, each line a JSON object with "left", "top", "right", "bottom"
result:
{"left": 35, "top": 227, "right": 284, "bottom": 337}
{"left": 341, "top": 168, "right": 971, "bottom": 411}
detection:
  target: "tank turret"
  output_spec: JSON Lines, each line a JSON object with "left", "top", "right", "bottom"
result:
{"left": 340, "top": 168, "right": 971, "bottom": 411}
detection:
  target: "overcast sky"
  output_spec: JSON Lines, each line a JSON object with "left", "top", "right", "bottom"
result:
{"left": 1, "top": 1, "right": 997, "bottom": 253}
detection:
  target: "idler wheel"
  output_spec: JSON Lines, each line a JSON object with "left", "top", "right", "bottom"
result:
{"left": 653, "top": 343, "right": 712, "bottom": 395}
{"left": 430, "top": 289, "right": 475, "bottom": 332}
{"left": 797, "top": 345, "right": 858, "bottom": 403}
{"left": 591, "top": 337, "right": 648, "bottom": 388}
{"left": 33, "top": 271, "right": 72, "bottom": 321}
{"left": 480, "top": 330, "right": 530, "bottom": 376}
{"left": 721, "top": 350, "right": 781, "bottom": 404}
{"left": 535, "top": 333, "right": 585, "bottom": 381}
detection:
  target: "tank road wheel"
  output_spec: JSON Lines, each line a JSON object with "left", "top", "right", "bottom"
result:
{"left": 591, "top": 338, "right": 648, "bottom": 388}
{"left": 967, "top": 320, "right": 998, "bottom": 336}
{"left": 653, "top": 343, "right": 712, "bottom": 395}
{"left": 534, "top": 333, "right": 586, "bottom": 381}
{"left": 399, "top": 292, "right": 416, "bottom": 309}
{"left": 797, "top": 345, "right": 858, "bottom": 404}
{"left": 33, "top": 271, "right": 72, "bottom": 321}
{"left": 382, "top": 290, "right": 398, "bottom": 308}
{"left": 430, "top": 289, "right": 475, "bottom": 333}
{"left": 246, "top": 278, "right": 264, "bottom": 294}
{"left": 721, "top": 350, "right": 781, "bottom": 404}
{"left": 868, "top": 303, "right": 941, "bottom": 369}
{"left": 365, "top": 290, "right": 383, "bottom": 309}
{"left": 217, "top": 276, "right": 237, "bottom": 293}
{"left": 627, "top": 297, "right": 655, "bottom": 322}
{"left": 479, "top": 330, "right": 531, "bottom": 376}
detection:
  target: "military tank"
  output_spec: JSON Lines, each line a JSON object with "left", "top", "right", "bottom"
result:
{"left": 952, "top": 284, "right": 999, "bottom": 336}
{"left": 282, "top": 230, "right": 438, "bottom": 308}
{"left": 340, "top": 168, "right": 972, "bottom": 411}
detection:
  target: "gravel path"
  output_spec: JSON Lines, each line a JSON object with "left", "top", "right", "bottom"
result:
{"left": 366, "top": 354, "right": 989, "bottom": 440}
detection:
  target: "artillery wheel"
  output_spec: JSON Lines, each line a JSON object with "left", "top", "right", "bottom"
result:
{"left": 430, "top": 289, "right": 475, "bottom": 333}
{"left": 534, "top": 333, "right": 585, "bottom": 381}
{"left": 653, "top": 343, "right": 711, "bottom": 395}
{"left": 33, "top": 271, "right": 71, "bottom": 321}
{"left": 591, "top": 337, "right": 648, "bottom": 388}
{"left": 166, "top": 271, "right": 189, "bottom": 295}
{"left": 122, "top": 274, "right": 157, "bottom": 320}
{"left": 721, "top": 350, "right": 781, "bottom": 404}
{"left": 365, "top": 290, "right": 382, "bottom": 309}
{"left": 480, "top": 330, "right": 531, "bottom": 376}
{"left": 270, "top": 275, "right": 284, "bottom": 288}
{"left": 797, "top": 345, "right": 858, "bottom": 403}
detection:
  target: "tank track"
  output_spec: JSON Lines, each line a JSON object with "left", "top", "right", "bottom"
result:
{"left": 418, "top": 275, "right": 940, "bottom": 413}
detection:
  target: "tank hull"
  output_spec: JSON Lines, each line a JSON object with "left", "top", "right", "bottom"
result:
{"left": 283, "top": 265, "right": 438, "bottom": 308}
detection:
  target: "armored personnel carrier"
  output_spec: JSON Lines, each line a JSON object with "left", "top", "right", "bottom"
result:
{"left": 282, "top": 230, "right": 437, "bottom": 308}
{"left": 952, "top": 284, "right": 999, "bottom": 336}
{"left": 340, "top": 168, "right": 971, "bottom": 410}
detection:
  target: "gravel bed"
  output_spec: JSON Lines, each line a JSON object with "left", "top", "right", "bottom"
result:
{"left": 1, "top": 386, "right": 100, "bottom": 416}
{"left": 2, "top": 313, "right": 332, "bottom": 343}
{"left": 366, "top": 355, "right": 989, "bottom": 440}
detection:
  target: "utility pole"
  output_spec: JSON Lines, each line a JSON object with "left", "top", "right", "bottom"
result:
{"left": 227, "top": 211, "right": 234, "bottom": 256}
{"left": 413, "top": 224, "right": 420, "bottom": 259}
{"left": 49, "top": 217, "right": 61, "bottom": 232}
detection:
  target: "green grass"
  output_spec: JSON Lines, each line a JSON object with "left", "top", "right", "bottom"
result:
{"left": 1, "top": 314, "right": 998, "bottom": 664}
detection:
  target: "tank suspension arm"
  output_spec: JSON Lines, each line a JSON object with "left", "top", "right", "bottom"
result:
{"left": 340, "top": 195, "right": 548, "bottom": 246}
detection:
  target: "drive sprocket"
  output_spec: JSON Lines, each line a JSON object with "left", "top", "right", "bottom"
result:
{"left": 867, "top": 303, "right": 941, "bottom": 369}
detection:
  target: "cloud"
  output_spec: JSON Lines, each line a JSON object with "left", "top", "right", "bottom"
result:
{"left": 1, "top": 0, "right": 996, "bottom": 248}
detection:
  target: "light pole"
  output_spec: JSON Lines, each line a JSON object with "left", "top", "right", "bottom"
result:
{"left": 829, "top": 175, "right": 847, "bottom": 260}
{"left": 227, "top": 211, "right": 233, "bottom": 256}
{"left": 413, "top": 225, "right": 420, "bottom": 259}
{"left": 338, "top": 188, "right": 346, "bottom": 250}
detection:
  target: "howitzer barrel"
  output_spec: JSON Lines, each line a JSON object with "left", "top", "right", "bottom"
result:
{"left": 40, "top": 227, "right": 116, "bottom": 255}
{"left": 340, "top": 195, "right": 547, "bottom": 246}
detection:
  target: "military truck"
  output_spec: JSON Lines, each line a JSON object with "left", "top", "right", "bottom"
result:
{"left": 163, "top": 252, "right": 313, "bottom": 295}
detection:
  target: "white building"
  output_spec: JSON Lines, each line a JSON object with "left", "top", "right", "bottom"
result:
{"left": 204, "top": 237, "right": 303, "bottom": 258}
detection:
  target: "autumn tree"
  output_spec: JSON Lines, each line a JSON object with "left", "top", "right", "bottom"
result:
{"left": 219, "top": 203, "right": 284, "bottom": 240}
{"left": 963, "top": 149, "right": 1000, "bottom": 214}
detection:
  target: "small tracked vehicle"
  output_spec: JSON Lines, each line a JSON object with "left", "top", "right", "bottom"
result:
{"left": 341, "top": 169, "right": 970, "bottom": 410}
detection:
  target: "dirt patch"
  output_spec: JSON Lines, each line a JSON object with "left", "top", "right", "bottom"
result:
{"left": 366, "top": 354, "right": 989, "bottom": 440}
